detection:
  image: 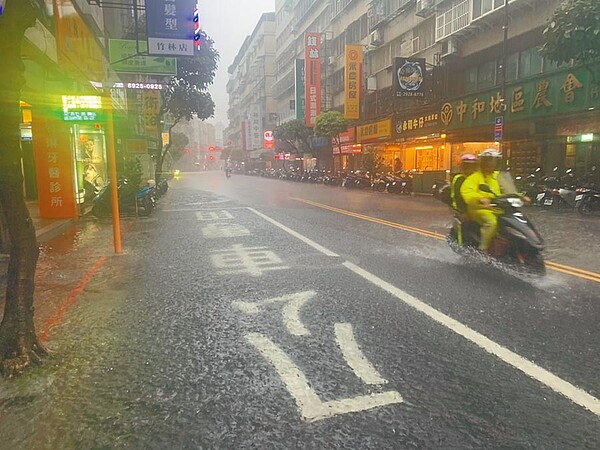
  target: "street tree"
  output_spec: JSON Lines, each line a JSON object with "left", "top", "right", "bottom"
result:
{"left": 313, "top": 111, "right": 348, "bottom": 158}
{"left": 155, "top": 38, "right": 218, "bottom": 182}
{"left": 0, "top": 0, "right": 48, "bottom": 377}
{"left": 541, "top": 0, "right": 600, "bottom": 66}
{"left": 273, "top": 120, "right": 312, "bottom": 170}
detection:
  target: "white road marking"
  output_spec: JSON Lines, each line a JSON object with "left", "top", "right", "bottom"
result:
{"left": 234, "top": 291, "right": 315, "bottom": 336}
{"left": 196, "top": 210, "right": 234, "bottom": 221}
{"left": 247, "top": 207, "right": 339, "bottom": 257}
{"left": 335, "top": 323, "right": 387, "bottom": 385}
{"left": 210, "top": 244, "right": 288, "bottom": 277}
{"left": 246, "top": 332, "right": 403, "bottom": 422}
{"left": 247, "top": 207, "right": 600, "bottom": 417}
{"left": 342, "top": 261, "right": 600, "bottom": 417}
{"left": 201, "top": 223, "right": 251, "bottom": 238}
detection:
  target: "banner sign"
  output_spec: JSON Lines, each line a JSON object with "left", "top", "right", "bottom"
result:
{"left": 147, "top": 0, "right": 195, "bottom": 56}
{"left": 248, "top": 103, "right": 262, "bottom": 150}
{"left": 109, "top": 39, "right": 177, "bottom": 75}
{"left": 34, "top": 114, "right": 77, "bottom": 219}
{"left": 304, "top": 33, "right": 321, "bottom": 126}
{"left": 143, "top": 91, "right": 161, "bottom": 134}
{"left": 295, "top": 59, "right": 305, "bottom": 120}
{"left": 392, "top": 57, "right": 426, "bottom": 98}
{"left": 344, "top": 45, "right": 362, "bottom": 120}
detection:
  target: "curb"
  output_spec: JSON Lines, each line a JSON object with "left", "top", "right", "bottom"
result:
{"left": 36, "top": 219, "right": 74, "bottom": 243}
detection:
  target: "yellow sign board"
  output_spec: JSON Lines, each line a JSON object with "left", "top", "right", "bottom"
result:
{"left": 356, "top": 119, "right": 392, "bottom": 142}
{"left": 344, "top": 45, "right": 363, "bottom": 120}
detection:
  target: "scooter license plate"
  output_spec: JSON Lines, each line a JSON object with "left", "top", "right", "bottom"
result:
{"left": 575, "top": 194, "right": 583, "bottom": 201}
{"left": 544, "top": 199, "right": 553, "bottom": 206}
{"left": 536, "top": 193, "right": 545, "bottom": 201}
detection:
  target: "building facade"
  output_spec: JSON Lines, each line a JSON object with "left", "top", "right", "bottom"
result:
{"left": 237, "top": 0, "right": 597, "bottom": 189}
{"left": 225, "top": 12, "right": 277, "bottom": 167}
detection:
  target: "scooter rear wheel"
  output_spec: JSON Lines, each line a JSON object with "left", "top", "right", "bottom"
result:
{"left": 513, "top": 250, "right": 545, "bottom": 275}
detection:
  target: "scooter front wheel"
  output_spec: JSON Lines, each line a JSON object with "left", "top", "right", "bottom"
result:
{"left": 513, "top": 249, "right": 545, "bottom": 275}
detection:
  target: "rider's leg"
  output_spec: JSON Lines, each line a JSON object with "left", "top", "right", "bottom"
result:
{"left": 469, "top": 210, "right": 498, "bottom": 252}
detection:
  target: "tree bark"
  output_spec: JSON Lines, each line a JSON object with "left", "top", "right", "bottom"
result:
{"left": 0, "top": 0, "right": 46, "bottom": 378}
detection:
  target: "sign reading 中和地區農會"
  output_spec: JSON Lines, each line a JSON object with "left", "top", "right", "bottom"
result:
{"left": 109, "top": 39, "right": 177, "bottom": 74}
{"left": 147, "top": 0, "right": 196, "bottom": 56}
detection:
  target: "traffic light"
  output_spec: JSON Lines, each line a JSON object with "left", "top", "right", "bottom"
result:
{"left": 209, "top": 146, "right": 215, "bottom": 152}
{"left": 193, "top": 8, "right": 206, "bottom": 50}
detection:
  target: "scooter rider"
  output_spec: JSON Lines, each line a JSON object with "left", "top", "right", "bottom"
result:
{"left": 460, "top": 149, "right": 502, "bottom": 253}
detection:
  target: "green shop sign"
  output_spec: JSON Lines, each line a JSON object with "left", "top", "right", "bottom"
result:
{"left": 440, "top": 65, "right": 600, "bottom": 131}
{"left": 108, "top": 39, "right": 177, "bottom": 75}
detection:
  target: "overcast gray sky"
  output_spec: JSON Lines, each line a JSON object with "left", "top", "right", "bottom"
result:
{"left": 201, "top": 0, "right": 275, "bottom": 128}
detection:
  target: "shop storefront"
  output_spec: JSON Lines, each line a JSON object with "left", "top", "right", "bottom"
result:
{"left": 333, "top": 128, "right": 362, "bottom": 172}
{"left": 439, "top": 63, "right": 600, "bottom": 178}
{"left": 356, "top": 119, "right": 392, "bottom": 172}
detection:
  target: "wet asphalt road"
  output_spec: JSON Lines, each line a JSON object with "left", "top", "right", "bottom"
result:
{"left": 1, "top": 170, "right": 599, "bottom": 449}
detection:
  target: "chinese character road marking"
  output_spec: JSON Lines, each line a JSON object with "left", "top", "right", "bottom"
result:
{"left": 234, "top": 291, "right": 315, "bottom": 336}
{"left": 196, "top": 210, "right": 234, "bottom": 221}
{"left": 334, "top": 323, "right": 388, "bottom": 385}
{"left": 210, "top": 244, "right": 288, "bottom": 277}
{"left": 246, "top": 332, "right": 403, "bottom": 422}
{"left": 202, "top": 223, "right": 251, "bottom": 239}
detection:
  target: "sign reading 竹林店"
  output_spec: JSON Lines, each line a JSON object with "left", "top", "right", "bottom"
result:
{"left": 146, "top": 0, "right": 195, "bottom": 56}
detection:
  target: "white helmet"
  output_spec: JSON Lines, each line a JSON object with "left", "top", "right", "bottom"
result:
{"left": 479, "top": 149, "right": 502, "bottom": 159}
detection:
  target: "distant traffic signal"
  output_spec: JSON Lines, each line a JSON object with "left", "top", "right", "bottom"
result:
{"left": 209, "top": 146, "right": 215, "bottom": 152}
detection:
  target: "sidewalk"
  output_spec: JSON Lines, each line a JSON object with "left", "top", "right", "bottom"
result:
{"left": 28, "top": 201, "right": 76, "bottom": 243}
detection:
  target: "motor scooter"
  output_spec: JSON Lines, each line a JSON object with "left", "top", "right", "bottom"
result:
{"left": 92, "top": 178, "right": 155, "bottom": 217}
{"left": 447, "top": 173, "right": 545, "bottom": 274}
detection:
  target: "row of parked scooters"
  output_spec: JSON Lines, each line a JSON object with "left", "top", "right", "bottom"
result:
{"left": 91, "top": 177, "right": 169, "bottom": 217}
{"left": 514, "top": 166, "right": 600, "bottom": 216}
{"left": 246, "top": 168, "right": 415, "bottom": 195}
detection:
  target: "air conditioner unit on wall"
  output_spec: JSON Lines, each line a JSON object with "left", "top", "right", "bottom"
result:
{"left": 370, "top": 29, "right": 383, "bottom": 47}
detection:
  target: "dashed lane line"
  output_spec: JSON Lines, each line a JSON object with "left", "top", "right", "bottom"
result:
{"left": 248, "top": 207, "right": 600, "bottom": 418}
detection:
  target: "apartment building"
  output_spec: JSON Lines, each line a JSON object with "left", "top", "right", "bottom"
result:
{"left": 225, "top": 12, "right": 277, "bottom": 165}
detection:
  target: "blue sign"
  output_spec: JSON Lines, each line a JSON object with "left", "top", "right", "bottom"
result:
{"left": 495, "top": 116, "right": 503, "bottom": 126}
{"left": 146, "top": 0, "right": 195, "bottom": 56}
{"left": 494, "top": 115, "right": 503, "bottom": 140}
{"left": 0, "top": 0, "right": 5, "bottom": 15}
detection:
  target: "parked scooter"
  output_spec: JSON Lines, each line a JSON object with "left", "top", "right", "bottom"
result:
{"left": 92, "top": 178, "right": 156, "bottom": 217}
{"left": 225, "top": 167, "right": 232, "bottom": 178}
{"left": 446, "top": 172, "right": 545, "bottom": 274}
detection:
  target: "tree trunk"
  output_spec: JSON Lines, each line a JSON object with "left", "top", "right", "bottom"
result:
{"left": 0, "top": 0, "right": 46, "bottom": 378}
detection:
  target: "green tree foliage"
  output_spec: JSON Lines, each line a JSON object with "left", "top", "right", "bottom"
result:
{"left": 313, "top": 111, "right": 348, "bottom": 155}
{"left": 156, "top": 37, "right": 219, "bottom": 181}
{"left": 273, "top": 119, "right": 312, "bottom": 155}
{"left": 541, "top": 0, "right": 600, "bottom": 66}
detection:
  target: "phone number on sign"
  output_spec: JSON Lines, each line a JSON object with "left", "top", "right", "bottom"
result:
{"left": 126, "top": 83, "right": 164, "bottom": 90}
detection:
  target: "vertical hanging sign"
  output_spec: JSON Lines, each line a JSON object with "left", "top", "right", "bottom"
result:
{"left": 344, "top": 45, "right": 363, "bottom": 120}
{"left": 295, "top": 59, "right": 305, "bottom": 121}
{"left": 304, "top": 33, "right": 321, "bottom": 127}
{"left": 147, "top": 0, "right": 195, "bottom": 56}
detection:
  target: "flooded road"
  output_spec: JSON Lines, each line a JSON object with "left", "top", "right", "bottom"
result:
{"left": 1, "top": 172, "right": 599, "bottom": 449}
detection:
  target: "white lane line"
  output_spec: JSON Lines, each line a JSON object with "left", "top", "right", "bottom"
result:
{"left": 342, "top": 261, "right": 600, "bottom": 417}
{"left": 246, "top": 207, "right": 339, "bottom": 257}
{"left": 335, "top": 323, "right": 388, "bottom": 385}
{"left": 233, "top": 291, "right": 316, "bottom": 336}
{"left": 246, "top": 332, "right": 403, "bottom": 422}
{"left": 196, "top": 210, "right": 234, "bottom": 221}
